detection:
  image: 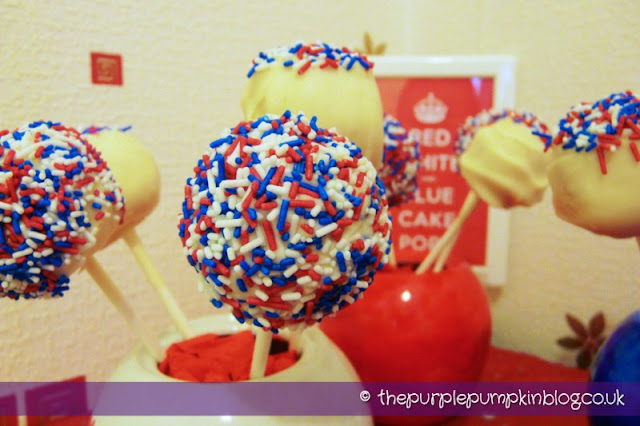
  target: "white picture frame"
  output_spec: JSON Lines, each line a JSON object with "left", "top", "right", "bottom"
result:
{"left": 371, "top": 55, "right": 516, "bottom": 286}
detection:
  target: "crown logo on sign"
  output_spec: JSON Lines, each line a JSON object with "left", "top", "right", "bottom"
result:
{"left": 413, "top": 92, "right": 448, "bottom": 124}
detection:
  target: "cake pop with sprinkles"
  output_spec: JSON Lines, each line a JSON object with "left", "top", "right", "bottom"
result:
{"left": 416, "top": 109, "right": 551, "bottom": 274}
{"left": 178, "top": 111, "right": 391, "bottom": 332}
{"left": 547, "top": 91, "right": 640, "bottom": 238}
{"left": 0, "top": 121, "right": 124, "bottom": 299}
{"left": 455, "top": 108, "right": 551, "bottom": 209}
{"left": 379, "top": 113, "right": 420, "bottom": 206}
{"left": 240, "top": 41, "right": 385, "bottom": 168}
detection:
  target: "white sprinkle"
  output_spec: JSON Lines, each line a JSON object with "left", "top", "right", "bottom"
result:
{"left": 281, "top": 292, "right": 302, "bottom": 301}
{"left": 266, "top": 209, "right": 279, "bottom": 222}
{"left": 315, "top": 222, "right": 338, "bottom": 237}
{"left": 310, "top": 203, "right": 322, "bottom": 217}
{"left": 220, "top": 178, "right": 250, "bottom": 189}
{"left": 203, "top": 247, "right": 213, "bottom": 259}
{"left": 283, "top": 264, "right": 298, "bottom": 277}
{"left": 255, "top": 289, "right": 269, "bottom": 301}
{"left": 12, "top": 248, "right": 33, "bottom": 258}
{"left": 226, "top": 246, "right": 236, "bottom": 261}
{"left": 239, "top": 237, "right": 264, "bottom": 254}
{"left": 285, "top": 249, "right": 300, "bottom": 258}
{"left": 356, "top": 280, "right": 369, "bottom": 289}
{"left": 266, "top": 184, "right": 287, "bottom": 195}
{"left": 297, "top": 276, "right": 312, "bottom": 285}
{"left": 215, "top": 218, "right": 243, "bottom": 228}
{"left": 27, "top": 231, "right": 46, "bottom": 241}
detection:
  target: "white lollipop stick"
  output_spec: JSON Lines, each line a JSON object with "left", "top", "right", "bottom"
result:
{"left": 415, "top": 191, "right": 480, "bottom": 274}
{"left": 250, "top": 329, "right": 273, "bottom": 379}
{"left": 433, "top": 227, "right": 462, "bottom": 273}
{"left": 123, "top": 229, "right": 194, "bottom": 339}
{"left": 85, "top": 256, "right": 163, "bottom": 362}
{"left": 388, "top": 245, "right": 398, "bottom": 267}
{"left": 289, "top": 331, "right": 303, "bottom": 353}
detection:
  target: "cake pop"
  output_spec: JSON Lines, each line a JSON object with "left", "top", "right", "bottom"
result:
{"left": 0, "top": 121, "right": 163, "bottom": 359}
{"left": 0, "top": 121, "right": 124, "bottom": 299}
{"left": 546, "top": 91, "right": 640, "bottom": 238}
{"left": 83, "top": 126, "right": 160, "bottom": 243}
{"left": 240, "top": 41, "right": 385, "bottom": 168}
{"left": 178, "top": 111, "right": 391, "bottom": 332}
{"left": 82, "top": 125, "right": 193, "bottom": 339}
{"left": 379, "top": 113, "right": 420, "bottom": 207}
{"left": 416, "top": 109, "right": 551, "bottom": 274}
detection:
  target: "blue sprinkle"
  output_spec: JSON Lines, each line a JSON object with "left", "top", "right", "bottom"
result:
{"left": 246, "top": 263, "right": 260, "bottom": 277}
{"left": 252, "top": 248, "right": 266, "bottom": 257}
{"left": 236, "top": 278, "right": 248, "bottom": 292}
{"left": 202, "top": 259, "right": 217, "bottom": 268}
{"left": 277, "top": 200, "right": 289, "bottom": 232}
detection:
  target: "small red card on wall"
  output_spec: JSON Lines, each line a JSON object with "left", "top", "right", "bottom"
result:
{"left": 377, "top": 77, "right": 494, "bottom": 265}
{"left": 90, "top": 52, "right": 123, "bottom": 86}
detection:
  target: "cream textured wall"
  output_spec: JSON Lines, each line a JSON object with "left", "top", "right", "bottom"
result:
{"left": 0, "top": 0, "right": 639, "bottom": 381}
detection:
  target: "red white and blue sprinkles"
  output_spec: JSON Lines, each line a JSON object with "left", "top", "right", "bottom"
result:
{"left": 0, "top": 121, "right": 124, "bottom": 299}
{"left": 454, "top": 109, "right": 551, "bottom": 156}
{"left": 178, "top": 111, "right": 391, "bottom": 332}
{"left": 380, "top": 113, "right": 420, "bottom": 206}
{"left": 80, "top": 125, "right": 132, "bottom": 135}
{"left": 549, "top": 91, "right": 640, "bottom": 175}
{"left": 246, "top": 41, "right": 374, "bottom": 78}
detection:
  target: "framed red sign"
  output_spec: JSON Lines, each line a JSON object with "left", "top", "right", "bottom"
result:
{"left": 373, "top": 56, "right": 516, "bottom": 285}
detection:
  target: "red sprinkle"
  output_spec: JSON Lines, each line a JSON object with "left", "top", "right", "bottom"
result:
{"left": 596, "top": 148, "right": 607, "bottom": 175}
{"left": 262, "top": 220, "right": 277, "bottom": 251}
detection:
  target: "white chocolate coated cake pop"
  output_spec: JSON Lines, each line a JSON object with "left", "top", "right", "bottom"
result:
{"left": 415, "top": 110, "right": 551, "bottom": 274}
{"left": 547, "top": 91, "right": 640, "bottom": 238}
{"left": 240, "top": 41, "right": 385, "bottom": 168}
{"left": 0, "top": 121, "right": 124, "bottom": 299}
{"left": 83, "top": 127, "right": 160, "bottom": 244}
{"left": 455, "top": 109, "right": 552, "bottom": 209}
{"left": 178, "top": 111, "right": 391, "bottom": 332}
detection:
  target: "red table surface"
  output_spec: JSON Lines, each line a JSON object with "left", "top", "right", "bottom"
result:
{"left": 438, "top": 346, "right": 590, "bottom": 426}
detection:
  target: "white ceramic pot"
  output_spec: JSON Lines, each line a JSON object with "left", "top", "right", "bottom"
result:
{"left": 94, "top": 314, "right": 372, "bottom": 425}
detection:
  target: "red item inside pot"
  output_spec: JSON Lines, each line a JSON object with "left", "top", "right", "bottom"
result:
{"left": 158, "top": 330, "right": 299, "bottom": 382}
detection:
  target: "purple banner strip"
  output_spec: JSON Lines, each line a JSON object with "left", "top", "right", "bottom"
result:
{"left": 0, "top": 382, "right": 638, "bottom": 416}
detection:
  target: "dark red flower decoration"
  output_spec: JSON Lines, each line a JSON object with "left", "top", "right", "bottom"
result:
{"left": 557, "top": 312, "right": 607, "bottom": 370}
